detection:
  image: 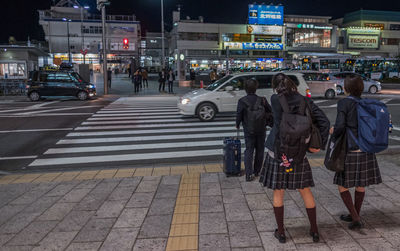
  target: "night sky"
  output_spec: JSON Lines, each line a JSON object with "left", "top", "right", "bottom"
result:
{"left": 1, "top": 0, "right": 399, "bottom": 43}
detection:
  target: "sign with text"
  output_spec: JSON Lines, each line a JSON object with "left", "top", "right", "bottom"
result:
{"left": 348, "top": 35, "right": 379, "bottom": 49}
{"left": 247, "top": 25, "right": 283, "bottom": 35}
{"left": 248, "top": 5, "right": 284, "bottom": 25}
{"left": 224, "top": 42, "right": 283, "bottom": 50}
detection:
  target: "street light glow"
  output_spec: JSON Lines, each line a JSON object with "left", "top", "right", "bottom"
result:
{"left": 73, "top": 5, "right": 79, "bottom": 9}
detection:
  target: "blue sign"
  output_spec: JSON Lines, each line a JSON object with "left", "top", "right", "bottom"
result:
{"left": 242, "top": 43, "right": 283, "bottom": 51}
{"left": 248, "top": 5, "right": 284, "bottom": 25}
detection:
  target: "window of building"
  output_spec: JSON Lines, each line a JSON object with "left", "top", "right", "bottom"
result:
{"left": 0, "top": 63, "right": 26, "bottom": 79}
{"left": 286, "top": 28, "right": 331, "bottom": 48}
{"left": 221, "top": 50, "right": 249, "bottom": 55}
{"left": 254, "top": 35, "right": 281, "bottom": 43}
{"left": 389, "top": 24, "right": 400, "bottom": 30}
{"left": 82, "top": 26, "right": 103, "bottom": 34}
{"left": 179, "top": 32, "right": 218, "bottom": 41}
{"left": 387, "top": 38, "right": 400, "bottom": 45}
{"left": 222, "top": 34, "right": 251, "bottom": 42}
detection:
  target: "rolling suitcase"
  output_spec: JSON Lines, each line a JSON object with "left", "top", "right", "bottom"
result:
{"left": 223, "top": 130, "right": 241, "bottom": 177}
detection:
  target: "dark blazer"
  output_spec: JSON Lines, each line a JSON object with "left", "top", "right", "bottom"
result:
{"left": 332, "top": 96, "right": 360, "bottom": 151}
{"left": 236, "top": 94, "right": 273, "bottom": 134}
{"left": 266, "top": 93, "right": 330, "bottom": 151}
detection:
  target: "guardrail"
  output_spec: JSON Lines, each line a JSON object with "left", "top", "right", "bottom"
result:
{"left": 0, "top": 81, "right": 27, "bottom": 96}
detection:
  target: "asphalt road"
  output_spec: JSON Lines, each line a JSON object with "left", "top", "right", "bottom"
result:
{"left": 1, "top": 91, "right": 400, "bottom": 173}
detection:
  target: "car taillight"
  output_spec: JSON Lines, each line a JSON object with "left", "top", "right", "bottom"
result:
{"left": 26, "top": 85, "right": 30, "bottom": 89}
{"left": 306, "top": 89, "right": 312, "bottom": 98}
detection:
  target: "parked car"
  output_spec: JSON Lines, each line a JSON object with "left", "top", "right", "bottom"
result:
{"left": 302, "top": 72, "right": 336, "bottom": 99}
{"left": 178, "top": 72, "right": 311, "bottom": 121}
{"left": 328, "top": 72, "right": 382, "bottom": 94}
{"left": 27, "top": 70, "right": 96, "bottom": 101}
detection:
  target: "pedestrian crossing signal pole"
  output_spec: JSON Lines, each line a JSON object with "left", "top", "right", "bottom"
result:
{"left": 97, "top": 0, "right": 110, "bottom": 95}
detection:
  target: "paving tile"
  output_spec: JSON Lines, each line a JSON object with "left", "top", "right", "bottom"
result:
{"left": 259, "top": 231, "right": 296, "bottom": 250}
{"left": 284, "top": 200, "right": 305, "bottom": 218}
{"left": 199, "top": 195, "right": 223, "bottom": 213}
{"left": 221, "top": 188, "right": 245, "bottom": 204}
{"left": 0, "top": 212, "right": 42, "bottom": 234}
{"left": 54, "top": 210, "right": 95, "bottom": 232}
{"left": 251, "top": 210, "right": 276, "bottom": 232}
{"left": 240, "top": 181, "right": 264, "bottom": 194}
{"left": 0, "top": 245, "right": 35, "bottom": 251}
{"left": 224, "top": 202, "right": 253, "bottom": 222}
{"left": 181, "top": 178, "right": 199, "bottom": 184}
{"left": 174, "top": 204, "right": 199, "bottom": 214}
{"left": 116, "top": 177, "right": 141, "bottom": 187}
{"left": 75, "top": 179, "right": 102, "bottom": 189}
{"left": 75, "top": 171, "right": 99, "bottom": 180}
{"left": 32, "top": 173, "right": 62, "bottom": 183}
{"left": 99, "top": 227, "right": 139, "bottom": 251}
{"left": 320, "top": 227, "right": 363, "bottom": 250}
{"left": 200, "top": 173, "right": 219, "bottom": 183}
{"left": 204, "top": 163, "right": 223, "bottom": 173}
{"left": 170, "top": 166, "right": 188, "bottom": 175}
{"left": 199, "top": 234, "right": 230, "bottom": 251}
{"left": 65, "top": 242, "right": 102, "bottom": 251}
{"left": 188, "top": 164, "right": 205, "bottom": 173}
{"left": 95, "top": 200, "right": 126, "bottom": 218}
{"left": 228, "top": 221, "right": 262, "bottom": 248}
{"left": 126, "top": 192, "right": 155, "bottom": 208}
{"left": 366, "top": 196, "right": 400, "bottom": 213}
{"left": 200, "top": 182, "right": 221, "bottom": 196}
{"left": 161, "top": 175, "right": 181, "bottom": 185}
{"left": 374, "top": 225, "right": 400, "bottom": 249}
{"left": 152, "top": 167, "right": 171, "bottom": 176}
{"left": 38, "top": 202, "right": 76, "bottom": 221}
{"left": 114, "top": 208, "right": 148, "bottom": 228}
{"left": 132, "top": 238, "right": 167, "bottom": 251}
{"left": 199, "top": 212, "right": 228, "bottom": 234}
{"left": 10, "top": 188, "right": 53, "bottom": 205}
{"left": 176, "top": 196, "right": 199, "bottom": 206}
{"left": 73, "top": 194, "right": 109, "bottom": 211}
{"left": 94, "top": 169, "right": 117, "bottom": 179}
{"left": 0, "top": 234, "right": 15, "bottom": 246}
{"left": 142, "top": 176, "right": 162, "bottom": 182}
{"left": 179, "top": 183, "right": 200, "bottom": 191}
{"left": 245, "top": 194, "right": 272, "bottom": 210}
{"left": 231, "top": 248, "right": 264, "bottom": 251}
{"left": 155, "top": 184, "right": 179, "bottom": 199}
{"left": 7, "top": 221, "right": 58, "bottom": 246}
{"left": 133, "top": 168, "right": 153, "bottom": 177}
{"left": 138, "top": 215, "right": 173, "bottom": 238}
{"left": 358, "top": 237, "right": 397, "bottom": 251}
{"left": 32, "top": 231, "right": 77, "bottom": 251}
{"left": 177, "top": 189, "right": 199, "bottom": 197}
{"left": 287, "top": 226, "right": 321, "bottom": 244}
{"left": 113, "top": 168, "right": 135, "bottom": 178}
{"left": 166, "top": 236, "right": 198, "bottom": 251}
{"left": 107, "top": 186, "right": 135, "bottom": 201}
{"left": 148, "top": 198, "right": 176, "bottom": 216}
{"left": 219, "top": 177, "right": 241, "bottom": 189}
{"left": 46, "top": 182, "right": 80, "bottom": 197}
{"left": 60, "top": 188, "right": 92, "bottom": 203}
{"left": 11, "top": 174, "right": 42, "bottom": 184}
{"left": 296, "top": 243, "right": 332, "bottom": 251}
{"left": 172, "top": 213, "right": 198, "bottom": 224}
{"left": 22, "top": 196, "right": 61, "bottom": 215}
{"left": 170, "top": 224, "right": 198, "bottom": 237}
{"left": 0, "top": 204, "right": 27, "bottom": 226}
{"left": 135, "top": 180, "right": 160, "bottom": 193}
{"left": 74, "top": 218, "right": 116, "bottom": 242}
{"left": 0, "top": 174, "right": 23, "bottom": 184}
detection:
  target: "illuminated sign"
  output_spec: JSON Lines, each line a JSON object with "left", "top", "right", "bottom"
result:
{"left": 364, "top": 23, "right": 385, "bottom": 30}
{"left": 348, "top": 35, "right": 379, "bottom": 49}
{"left": 247, "top": 25, "right": 283, "bottom": 35}
{"left": 346, "top": 27, "right": 380, "bottom": 35}
{"left": 248, "top": 5, "right": 284, "bottom": 25}
{"left": 295, "top": 24, "right": 333, "bottom": 30}
{"left": 224, "top": 42, "right": 283, "bottom": 50}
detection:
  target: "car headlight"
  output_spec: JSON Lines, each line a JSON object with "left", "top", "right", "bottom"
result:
{"left": 86, "top": 84, "right": 95, "bottom": 88}
{"left": 181, "top": 98, "right": 190, "bottom": 105}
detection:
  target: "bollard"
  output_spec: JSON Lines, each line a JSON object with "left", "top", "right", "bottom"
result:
{"left": 200, "top": 80, "right": 204, "bottom": 89}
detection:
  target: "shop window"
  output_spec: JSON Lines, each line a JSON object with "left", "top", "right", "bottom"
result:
{"left": 222, "top": 34, "right": 251, "bottom": 42}
{"left": 387, "top": 38, "right": 400, "bottom": 45}
{"left": 0, "top": 63, "right": 26, "bottom": 79}
{"left": 291, "top": 29, "right": 331, "bottom": 48}
{"left": 389, "top": 24, "right": 400, "bottom": 30}
{"left": 179, "top": 32, "right": 218, "bottom": 41}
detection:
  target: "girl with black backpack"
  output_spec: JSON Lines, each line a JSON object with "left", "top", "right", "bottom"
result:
{"left": 330, "top": 76, "right": 383, "bottom": 230}
{"left": 259, "top": 73, "right": 330, "bottom": 244}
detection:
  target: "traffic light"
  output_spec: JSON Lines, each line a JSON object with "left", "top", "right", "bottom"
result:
{"left": 123, "top": 38, "right": 129, "bottom": 49}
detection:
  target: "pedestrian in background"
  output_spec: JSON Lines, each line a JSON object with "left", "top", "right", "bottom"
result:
{"left": 133, "top": 69, "right": 142, "bottom": 93}
{"left": 190, "top": 69, "right": 196, "bottom": 88}
{"left": 167, "top": 69, "right": 175, "bottom": 93}
{"left": 159, "top": 69, "right": 166, "bottom": 92}
{"left": 142, "top": 69, "right": 149, "bottom": 88}
{"left": 330, "top": 76, "right": 382, "bottom": 230}
{"left": 107, "top": 68, "right": 112, "bottom": 89}
{"left": 260, "top": 73, "right": 330, "bottom": 244}
{"left": 210, "top": 69, "right": 217, "bottom": 83}
{"left": 128, "top": 64, "right": 132, "bottom": 78}
{"left": 236, "top": 79, "right": 272, "bottom": 182}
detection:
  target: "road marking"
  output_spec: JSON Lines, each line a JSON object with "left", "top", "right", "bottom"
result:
{"left": 0, "top": 128, "right": 73, "bottom": 133}
{"left": 390, "top": 136, "right": 400, "bottom": 141}
{"left": 392, "top": 126, "right": 400, "bottom": 132}
{"left": 75, "top": 121, "right": 235, "bottom": 130}
{"left": 82, "top": 118, "right": 208, "bottom": 125}
{"left": 57, "top": 132, "right": 244, "bottom": 144}
{"left": 68, "top": 126, "right": 237, "bottom": 137}
{"left": 313, "top": 100, "right": 328, "bottom": 104}
{"left": 45, "top": 140, "right": 224, "bottom": 154}
{"left": 0, "top": 155, "right": 38, "bottom": 160}
{"left": 29, "top": 149, "right": 222, "bottom": 166}
{"left": 0, "top": 113, "right": 94, "bottom": 117}
{"left": 94, "top": 112, "right": 179, "bottom": 116}
{"left": 87, "top": 115, "right": 190, "bottom": 121}
{"left": 17, "top": 106, "right": 103, "bottom": 115}
{"left": 100, "top": 108, "right": 179, "bottom": 112}
{"left": 381, "top": 98, "right": 393, "bottom": 104}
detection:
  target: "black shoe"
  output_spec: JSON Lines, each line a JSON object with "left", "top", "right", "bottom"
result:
{"left": 253, "top": 172, "right": 260, "bottom": 177}
{"left": 309, "top": 231, "right": 320, "bottom": 243}
{"left": 340, "top": 214, "right": 353, "bottom": 222}
{"left": 246, "top": 175, "right": 255, "bottom": 182}
{"left": 274, "top": 229, "right": 286, "bottom": 243}
{"left": 348, "top": 221, "right": 364, "bottom": 230}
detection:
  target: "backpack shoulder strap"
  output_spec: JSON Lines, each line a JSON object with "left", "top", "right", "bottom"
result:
{"left": 299, "top": 97, "right": 307, "bottom": 115}
{"left": 255, "top": 96, "right": 262, "bottom": 108}
{"left": 278, "top": 94, "right": 290, "bottom": 113}
{"left": 242, "top": 97, "right": 251, "bottom": 108}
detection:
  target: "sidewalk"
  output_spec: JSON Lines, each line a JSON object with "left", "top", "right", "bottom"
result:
{"left": 0, "top": 156, "right": 399, "bottom": 251}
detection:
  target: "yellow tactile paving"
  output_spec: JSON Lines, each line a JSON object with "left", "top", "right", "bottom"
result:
{"left": 204, "top": 163, "right": 222, "bottom": 173}
{"left": 52, "top": 171, "right": 80, "bottom": 182}
{"left": 133, "top": 168, "right": 153, "bottom": 177}
{"left": 94, "top": 169, "right": 118, "bottom": 179}
{"left": 177, "top": 189, "right": 200, "bottom": 198}
{"left": 170, "top": 165, "right": 188, "bottom": 175}
{"left": 179, "top": 183, "right": 200, "bottom": 191}
{"left": 169, "top": 224, "right": 198, "bottom": 237}
{"left": 172, "top": 212, "right": 199, "bottom": 225}
{"left": 0, "top": 175, "right": 23, "bottom": 185}
{"left": 113, "top": 168, "right": 135, "bottom": 178}
{"left": 152, "top": 167, "right": 171, "bottom": 176}
{"left": 166, "top": 236, "right": 198, "bottom": 251}
{"left": 187, "top": 164, "right": 205, "bottom": 173}
{"left": 32, "top": 172, "right": 62, "bottom": 183}
{"left": 181, "top": 178, "right": 200, "bottom": 184}
{"left": 11, "top": 174, "right": 42, "bottom": 184}
{"left": 75, "top": 170, "right": 99, "bottom": 180}
{"left": 174, "top": 205, "right": 199, "bottom": 214}
{"left": 176, "top": 197, "right": 199, "bottom": 206}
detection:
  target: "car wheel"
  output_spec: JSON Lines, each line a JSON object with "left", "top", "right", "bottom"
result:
{"left": 369, "top": 85, "right": 378, "bottom": 94}
{"left": 336, "top": 86, "right": 343, "bottom": 95}
{"left": 325, "top": 89, "right": 336, "bottom": 99}
{"left": 197, "top": 103, "right": 217, "bottom": 122}
{"left": 29, "top": 91, "right": 40, "bottom": 102}
{"left": 77, "top": 91, "right": 88, "bottom": 101}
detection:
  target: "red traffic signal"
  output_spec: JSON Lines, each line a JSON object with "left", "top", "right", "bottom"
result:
{"left": 123, "top": 38, "right": 129, "bottom": 49}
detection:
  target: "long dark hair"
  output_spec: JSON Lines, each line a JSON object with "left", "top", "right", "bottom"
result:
{"left": 272, "top": 73, "right": 298, "bottom": 96}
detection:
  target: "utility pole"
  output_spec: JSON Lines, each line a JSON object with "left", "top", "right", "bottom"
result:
{"left": 161, "top": 0, "right": 165, "bottom": 69}
{"left": 226, "top": 46, "right": 230, "bottom": 74}
{"left": 97, "top": 0, "right": 110, "bottom": 95}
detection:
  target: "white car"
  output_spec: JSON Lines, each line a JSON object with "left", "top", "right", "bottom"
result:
{"left": 328, "top": 72, "right": 382, "bottom": 94}
{"left": 178, "top": 72, "right": 311, "bottom": 121}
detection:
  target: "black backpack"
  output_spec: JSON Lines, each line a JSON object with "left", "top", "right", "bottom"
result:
{"left": 276, "top": 94, "right": 312, "bottom": 164}
{"left": 243, "top": 96, "right": 267, "bottom": 134}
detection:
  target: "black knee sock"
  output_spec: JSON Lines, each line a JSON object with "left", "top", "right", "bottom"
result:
{"left": 340, "top": 191, "right": 360, "bottom": 222}
{"left": 273, "top": 206, "right": 285, "bottom": 234}
{"left": 354, "top": 191, "right": 365, "bottom": 216}
{"left": 306, "top": 207, "right": 318, "bottom": 234}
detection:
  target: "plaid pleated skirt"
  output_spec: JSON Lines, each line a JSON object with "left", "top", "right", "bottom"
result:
{"left": 260, "top": 154, "right": 315, "bottom": 190}
{"left": 334, "top": 152, "right": 382, "bottom": 188}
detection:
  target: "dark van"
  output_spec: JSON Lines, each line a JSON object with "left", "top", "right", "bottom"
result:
{"left": 27, "top": 71, "right": 96, "bottom": 101}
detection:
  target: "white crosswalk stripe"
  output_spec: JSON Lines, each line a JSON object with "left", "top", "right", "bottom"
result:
{"left": 28, "top": 97, "right": 245, "bottom": 168}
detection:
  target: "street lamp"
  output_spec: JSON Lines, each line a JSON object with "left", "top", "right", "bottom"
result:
{"left": 62, "top": 18, "right": 72, "bottom": 63}
{"left": 74, "top": 5, "right": 90, "bottom": 64}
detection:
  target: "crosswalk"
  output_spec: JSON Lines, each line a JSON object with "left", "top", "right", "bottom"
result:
{"left": 28, "top": 97, "right": 244, "bottom": 168}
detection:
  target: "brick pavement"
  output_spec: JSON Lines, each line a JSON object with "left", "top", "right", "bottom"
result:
{"left": 0, "top": 157, "right": 400, "bottom": 250}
